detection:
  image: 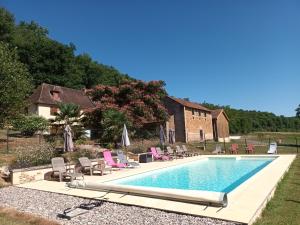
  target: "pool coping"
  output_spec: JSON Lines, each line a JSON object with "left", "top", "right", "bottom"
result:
{"left": 16, "top": 154, "right": 296, "bottom": 224}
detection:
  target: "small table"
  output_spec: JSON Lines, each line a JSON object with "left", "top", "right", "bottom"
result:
{"left": 139, "top": 153, "right": 153, "bottom": 163}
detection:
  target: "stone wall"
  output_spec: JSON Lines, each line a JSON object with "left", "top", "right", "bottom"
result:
{"left": 184, "top": 107, "right": 213, "bottom": 142}
{"left": 164, "top": 98, "right": 186, "bottom": 142}
{"left": 12, "top": 164, "right": 76, "bottom": 185}
{"left": 12, "top": 165, "right": 53, "bottom": 185}
{"left": 217, "top": 113, "right": 229, "bottom": 139}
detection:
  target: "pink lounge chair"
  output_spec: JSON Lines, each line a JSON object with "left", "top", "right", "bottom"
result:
{"left": 103, "top": 150, "right": 126, "bottom": 168}
{"left": 245, "top": 144, "right": 255, "bottom": 154}
{"left": 230, "top": 144, "right": 239, "bottom": 154}
{"left": 150, "top": 147, "right": 170, "bottom": 161}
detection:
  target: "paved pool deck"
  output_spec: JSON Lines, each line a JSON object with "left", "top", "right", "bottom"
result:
{"left": 17, "top": 154, "right": 296, "bottom": 225}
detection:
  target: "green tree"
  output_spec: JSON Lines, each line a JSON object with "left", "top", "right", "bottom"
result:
{"left": 0, "top": 7, "right": 134, "bottom": 90}
{"left": 0, "top": 7, "right": 15, "bottom": 42}
{"left": 53, "top": 103, "right": 81, "bottom": 125}
{"left": 100, "top": 109, "right": 131, "bottom": 145}
{"left": 0, "top": 42, "right": 32, "bottom": 127}
{"left": 11, "top": 115, "right": 49, "bottom": 136}
{"left": 296, "top": 104, "right": 300, "bottom": 117}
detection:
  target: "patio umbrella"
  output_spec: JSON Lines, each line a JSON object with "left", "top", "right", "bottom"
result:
{"left": 159, "top": 125, "right": 166, "bottom": 149}
{"left": 121, "top": 124, "right": 130, "bottom": 157}
{"left": 64, "top": 125, "right": 74, "bottom": 152}
{"left": 169, "top": 129, "right": 175, "bottom": 144}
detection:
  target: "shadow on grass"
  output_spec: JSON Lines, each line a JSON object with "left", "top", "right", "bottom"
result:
{"left": 285, "top": 199, "right": 300, "bottom": 204}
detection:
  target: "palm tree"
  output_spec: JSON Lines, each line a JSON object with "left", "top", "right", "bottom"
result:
{"left": 101, "top": 109, "right": 130, "bottom": 144}
{"left": 296, "top": 104, "right": 300, "bottom": 117}
{"left": 54, "top": 103, "right": 81, "bottom": 125}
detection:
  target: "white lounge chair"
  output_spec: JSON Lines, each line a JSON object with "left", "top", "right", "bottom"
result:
{"left": 212, "top": 145, "right": 222, "bottom": 154}
{"left": 267, "top": 142, "right": 277, "bottom": 154}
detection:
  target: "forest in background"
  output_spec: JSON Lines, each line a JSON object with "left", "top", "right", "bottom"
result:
{"left": 0, "top": 7, "right": 299, "bottom": 134}
{"left": 203, "top": 103, "right": 300, "bottom": 134}
{"left": 0, "top": 7, "right": 132, "bottom": 89}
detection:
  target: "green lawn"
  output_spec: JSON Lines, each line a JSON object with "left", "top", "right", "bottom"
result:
{"left": 253, "top": 155, "right": 300, "bottom": 225}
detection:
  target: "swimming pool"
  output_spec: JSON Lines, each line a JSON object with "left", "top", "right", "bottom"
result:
{"left": 109, "top": 156, "right": 276, "bottom": 193}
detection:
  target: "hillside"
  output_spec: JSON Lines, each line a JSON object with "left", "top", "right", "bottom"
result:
{"left": 0, "top": 7, "right": 132, "bottom": 90}
{"left": 202, "top": 103, "right": 300, "bottom": 134}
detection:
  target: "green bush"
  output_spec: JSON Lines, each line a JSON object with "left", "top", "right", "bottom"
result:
{"left": 62, "top": 149, "right": 97, "bottom": 163}
{"left": 12, "top": 115, "right": 49, "bottom": 136}
{"left": 11, "top": 143, "right": 56, "bottom": 168}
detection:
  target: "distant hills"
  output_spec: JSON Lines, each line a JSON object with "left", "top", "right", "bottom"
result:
{"left": 202, "top": 103, "right": 300, "bottom": 134}
{"left": 0, "top": 7, "right": 132, "bottom": 90}
{"left": 1, "top": 7, "right": 299, "bottom": 134}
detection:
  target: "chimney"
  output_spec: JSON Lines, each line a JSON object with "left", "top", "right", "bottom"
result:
{"left": 50, "top": 90, "right": 61, "bottom": 101}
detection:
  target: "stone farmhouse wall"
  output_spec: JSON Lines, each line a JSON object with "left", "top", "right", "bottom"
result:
{"left": 164, "top": 98, "right": 214, "bottom": 143}
{"left": 164, "top": 98, "right": 186, "bottom": 142}
{"left": 215, "top": 113, "right": 230, "bottom": 141}
{"left": 184, "top": 107, "right": 213, "bottom": 142}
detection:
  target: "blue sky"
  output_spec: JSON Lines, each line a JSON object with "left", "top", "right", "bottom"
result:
{"left": 2, "top": 0, "right": 300, "bottom": 116}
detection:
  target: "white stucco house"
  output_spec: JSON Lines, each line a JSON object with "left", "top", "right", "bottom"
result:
{"left": 28, "top": 83, "right": 94, "bottom": 120}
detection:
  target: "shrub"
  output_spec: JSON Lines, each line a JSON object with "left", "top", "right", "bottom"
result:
{"left": 12, "top": 115, "right": 49, "bottom": 136}
{"left": 11, "top": 143, "right": 56, "bottom": 168}
{"left": 100, "top": 109, "right": 131, "bottom": 145}
{"left": 62, "top": 149, "right": 97, "bottom": 163}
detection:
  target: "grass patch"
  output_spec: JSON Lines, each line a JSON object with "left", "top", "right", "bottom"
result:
{"left": 0, "top": 207, "right": 59, "bottom": 225}
{"left": 254, "top": 156, "right": 300, "bottom": 225}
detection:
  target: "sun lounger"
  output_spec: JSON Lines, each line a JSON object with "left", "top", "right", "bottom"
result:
{"left": 175, "top": 145, "right": 185, "bottom": 158}
{"left": 117, "top": 150, "right": 140, "bottom": 167}
{"left": 150, "top": 147, "right": 170, "bottom": 160}
{"left": 182, "top": 145, "right": 198, "bottom": 156}
{"left": 155, "top": 147, "right": 165, "bottom": 155}
{"left": 245, "top": 144, "right": 255, "bottom": 154}
{"left": 230, "top": 144, "right": 238, "bottom": 154}
{"left": 166, "top": 146, "right": 176, "bottom": 158}
{"left": 267, "top": 142, "right": 277, "bottom": 154}
{"left": 103, "top": 150, "right": 126, "bottom": 168}
{"left": 78, "top": 157, "right": 104, "bottom": 175}
{"left": 51, "top": 157, "right": 84, "bottom": 182}
{"left": 212, "top": 145, "right": 222, "bottom": 154}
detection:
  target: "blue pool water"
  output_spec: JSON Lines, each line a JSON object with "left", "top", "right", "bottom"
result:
{"left": 110, "top": 157, "right": 276, "bottom": 193}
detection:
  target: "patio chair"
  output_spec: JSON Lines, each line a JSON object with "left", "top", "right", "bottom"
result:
{"left": 230, "top": 144, "right": 239, "bottom": 154}
{"left": 150, "top": 147, "right": 170, "bottom": 160}
{"left": 245, "top": 144, "right": 255, "bottom": 154}
{"left": 267, "top": 142, "right": 278, "bottom": 154}
{"left": 117, "top": 150, "right": 140, "bottom": 168}
{"left": 78, "top": 157, "right": 104, "bottom": 176}
{"left": 166, "top": 146, "right": 176, "bottom": 158}
{"left": 51, "top": 157, "right": 83, "bottom": 182}
{"left": 103, "top": 150, "right": 126, "bottom": 168}
{"left": 182, "top": 145, "right": 198, "bottom": 156}
{"left": 212, "top": 145, "right": 222, "bottom": 154}
{"left": 175, "top": 145, "right": 185, "bottom": 158}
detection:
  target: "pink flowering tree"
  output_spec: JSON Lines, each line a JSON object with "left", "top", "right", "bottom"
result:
{"left": 84, "top": 80, "right": 169, "bottom": 143}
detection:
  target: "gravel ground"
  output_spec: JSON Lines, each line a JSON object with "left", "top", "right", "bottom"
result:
{"left": 0, "top": 187, "right": 240, "bottom": 225}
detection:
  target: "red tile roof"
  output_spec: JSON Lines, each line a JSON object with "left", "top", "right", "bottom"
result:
{"left": 167, "top": 96, "right": 211, "bottom": 112}
{"left": 29, "top": 83, "right": 94, "bottom": 109}
{"left": 212, "top": 109, "right": 229, "bottom": 121}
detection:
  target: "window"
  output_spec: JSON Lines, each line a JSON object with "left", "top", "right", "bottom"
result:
{"left": 204, "top": 112, "right": 207, "bottom": 117}
{"left": 50, "top": 107, "right": 58, "bottom": 116}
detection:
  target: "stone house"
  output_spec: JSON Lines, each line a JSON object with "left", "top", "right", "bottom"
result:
{"left": 164, "top": 96, "right": 229, "bottom": 143}
{"left": 28, "top": 83, "right": 94, "bottom": 120}
{"left": 164, "top": 96, "right": 214, "bottom": 142}
{"left": 28, "top": 84, "right": 229, "bottom": 142}
{"left": 212, "top": 109, "right": 230, "bottom": 142}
